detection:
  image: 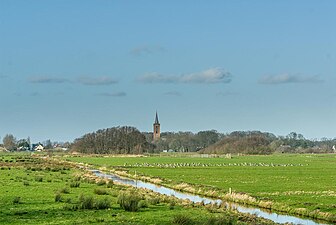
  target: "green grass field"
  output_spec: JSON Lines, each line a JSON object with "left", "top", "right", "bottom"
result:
{"left": 0, "top": 153, "right": 276, "bottom": 225}
{"left": 67, "top": 154, "right": 336, "bottom": 220}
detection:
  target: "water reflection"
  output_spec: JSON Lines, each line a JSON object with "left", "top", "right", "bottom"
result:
{"left": 92, "top": 170, "right": 327, "bottom": 225}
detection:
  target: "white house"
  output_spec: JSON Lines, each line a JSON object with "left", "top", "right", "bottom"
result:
{"left": 34, "top": 144, "right": 44, "bottom": 152}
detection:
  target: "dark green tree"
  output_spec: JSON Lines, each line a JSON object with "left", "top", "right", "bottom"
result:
{"left": 72, "top": 126, "right": 153, "bottom": 154}
{"left": 17, "top": 139, "right": 30, "bottom": 151}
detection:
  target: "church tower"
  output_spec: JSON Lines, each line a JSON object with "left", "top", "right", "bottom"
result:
{"left": 153, "top": 111, "right": 160, "bottom": 141}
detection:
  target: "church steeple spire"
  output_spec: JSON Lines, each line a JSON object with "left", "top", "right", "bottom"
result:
{"left": 153, "top": 111, "right": 160, "bottom": 141}
{"left": 154, "top": 111, "right": 159, "bottom": 124}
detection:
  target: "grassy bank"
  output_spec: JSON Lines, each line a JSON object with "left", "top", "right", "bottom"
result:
{"left": 67, "top": 153, "right": 336, "bottom": 222}
{"left": 0, "top": 153, "right": 277, "bottom": 225}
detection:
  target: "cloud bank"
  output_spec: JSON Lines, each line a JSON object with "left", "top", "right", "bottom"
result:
{"left": 259, "top": 74, "right": 323, "bottom": 84}
{"left": 28, "top": 76, "right": 70, "bottom": 84}
{"left": 138, "top": 68, "right": 232, "bottom": 84}
{"left": 77, "top": 76, "right": 118, "bottom": 85}
{"left": 28, "top": 76, "right": 118, "bottom": 86}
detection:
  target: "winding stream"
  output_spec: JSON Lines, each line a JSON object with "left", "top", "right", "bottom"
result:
{"left": 92, "top": 170, "right": 328, "bottom": 225}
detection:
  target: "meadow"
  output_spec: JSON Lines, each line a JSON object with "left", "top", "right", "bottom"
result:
{"left": 67, "top": 154, "right": 336, "bottom": 222}
{"left": 0, "top": 153, "right": 277, "bottom": 225}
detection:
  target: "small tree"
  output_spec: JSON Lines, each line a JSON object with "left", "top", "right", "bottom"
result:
{"left": 44, "top": 140, "right": 53, "bottom": 149}
{"left": 17, "top": 139, "right": 30, "bottom": 151}
{"left": 3, "top": 134, "right": 17, "bottom": 151}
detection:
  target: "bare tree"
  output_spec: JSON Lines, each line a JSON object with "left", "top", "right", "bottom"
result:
{"left": 3, "top": 134, "right": 17, "bottom": 151}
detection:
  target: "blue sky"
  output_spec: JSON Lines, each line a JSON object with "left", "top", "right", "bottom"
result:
{"left": 0, "top": 0, "right": 335, "bottom": 143}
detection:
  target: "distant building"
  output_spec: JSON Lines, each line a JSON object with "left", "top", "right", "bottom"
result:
{"left": 162, "top": 149, "right": 174, "bottom": 153}
{"left": 32, "top": 143, "right": 44, "bottom": 152}
{"left": 153, "top": 111, "right": 160, "bottom": 141}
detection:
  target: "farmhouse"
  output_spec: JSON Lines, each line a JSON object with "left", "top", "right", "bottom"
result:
{"left": 33, "top": 143, "right": 44, "bottom": 151}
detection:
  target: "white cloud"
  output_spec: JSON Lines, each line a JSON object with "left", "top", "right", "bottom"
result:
{"left": 137, "top": 68, "right": 232, "bottom": 84}
{"left": 180, "top": 68, "right": 232, "bottom": 84}
{"left": 259, "top": 74, "right": 323, "bottom": 84}
{"left": 77, "top": 76, "right": 118, "bottom": 85}
{"left": 28, "top": 75, "right": 120, "bottom": 86}
{"left": 137, "top": 73, "right": 178, "bottom": 83}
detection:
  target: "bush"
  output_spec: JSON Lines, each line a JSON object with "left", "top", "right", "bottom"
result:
{"left": 85, "top": 179, "right": 96, "bottom": 184}
{"left": 63, "top": 204, "right": 78, "bottom": 211}
{"left": 205, "top": 216, "right": 237, "bottom": 225}
{"left": 109, "top": 190, "right": 119, "bottom": 197}
{"left": 23, "top": 181, "right": 30, "bottom": 186}
{"left": 65, "top": 197, "right": 72, "bottom": 203}
{"left": 51, "top": 167, "right": 61, "bottom": 172}
{"left": 169, "top": 200, "right": 176, "bottom": 210}
{"left": 13, "top": 196, "right": 21, "bottom": 204}
{"left": 70, "top": 181, "right": 80, "bottom": 188}
{"left": 96, "top": 180, "right": 106, "bottom": 186}
{"left": 55, "top": 193, "right": 62, "bottom": 202}
{"left": 35, "top": 176, "right": 43, "bottom": 182}
{"left": 79, "top": 194, "right": 95, "bottom": 209}
{"left": 138, "top": 200, "right": 149, "bottom": 208}
{"left": 172, "top": 214, "right": 194, "bottom": 225}
{"left": 73, "top": 176, "right": 81, "bottom": 181}
{"left": 59, "top": 187, "right": 70, "bottom": 194}
{"left": 148, "top": 196, "right": 161, "bottom": 205}
{"left": 77, "top": 194, "right": 110, "bottom": 210}
{"left": 94, "top": 188, "right": 108, "bottom": 195}
{"left": 117, "top": 191, "right": 141, "bottom": 212}
{"left": 95, "top": 197, "right": 111, "bottom": 209}
{"left": 106, "top": 180, "right": 113, "bottom": 188}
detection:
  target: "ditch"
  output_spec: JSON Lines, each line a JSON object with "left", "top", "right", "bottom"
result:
{"left": 92, "top": 170, "right": 328, "bottom": 225}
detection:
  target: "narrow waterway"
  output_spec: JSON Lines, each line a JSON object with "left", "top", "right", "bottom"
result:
{"left": 92, "top": 170, "right": 328, "bottom": 225}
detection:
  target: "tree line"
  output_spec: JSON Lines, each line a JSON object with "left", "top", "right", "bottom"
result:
{"left": 143, "top": 130, "right": 221, "bottom": 152}
{"left": 71, "top": 126, "right": 154, "bottom": 154}
{"left": 0, "top": 134, "right": 69, "bottom": 151}
{"left": 2, "top": 128, "right": 335, "bottom": 154}
{"left": 200, "top": 131, "right": 336, "bottom": 154}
